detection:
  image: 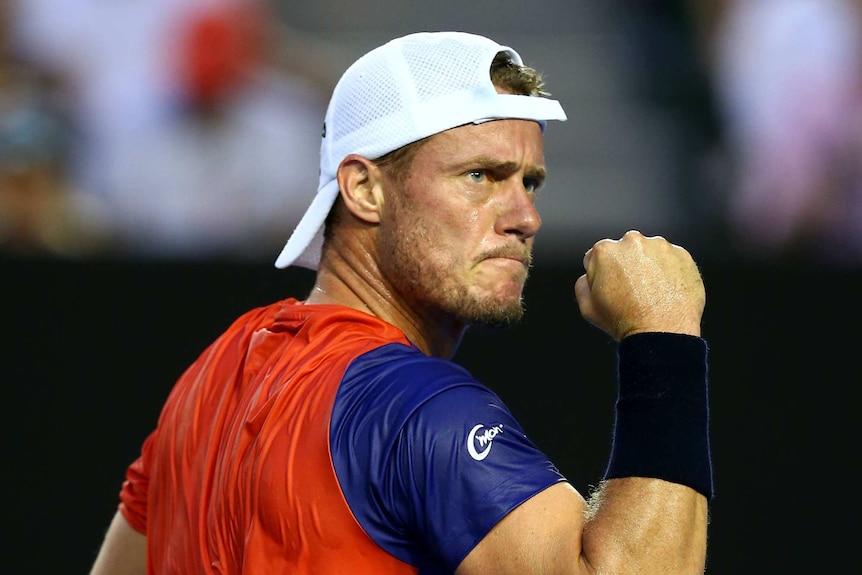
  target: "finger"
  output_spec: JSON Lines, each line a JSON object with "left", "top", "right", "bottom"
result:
{"left": 573, "top": 273, "right": 593, "bottom": 318}
{"left": 574, "top": 272, "right": 590, "bottom": 301}
{"left": 584, "top": 237, "right": 615, "bottom": 276}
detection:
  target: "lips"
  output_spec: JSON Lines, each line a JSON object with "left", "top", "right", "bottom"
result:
{"left": 481, "top": 252, "right": 529, "bottom": 267}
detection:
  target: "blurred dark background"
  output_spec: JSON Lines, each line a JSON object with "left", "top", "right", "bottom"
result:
{"left": 3, "top": 0, "right": 860, "bottom": 573}
{"left": 4, "top": 256, "right": 858, "bottom": 574}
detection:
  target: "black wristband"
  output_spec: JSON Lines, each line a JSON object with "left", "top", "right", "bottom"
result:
{"left": 604, "top": 332, "right": 713, "bottom": 499}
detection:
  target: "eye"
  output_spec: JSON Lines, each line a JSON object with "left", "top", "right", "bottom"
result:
{"left": 467, "top": 170, "right": 486, "bottom": 183}
{"left": 523, "top": 177, "right": 543, "bottom": 194}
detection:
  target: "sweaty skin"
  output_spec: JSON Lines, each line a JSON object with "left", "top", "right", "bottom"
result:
{"left": 575, "top": 230, "right": 706, "bottom": 341}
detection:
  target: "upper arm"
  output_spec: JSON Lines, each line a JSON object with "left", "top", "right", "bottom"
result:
{"left": 456, "top": 482, "right": 589, "bottom": 575}
{"left": 89, "top": 511, "right": 147, "bottom": 575}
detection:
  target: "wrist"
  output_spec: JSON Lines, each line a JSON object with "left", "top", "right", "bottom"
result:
{"left": 604, "top": 332, "right": 713, "bottom": 499}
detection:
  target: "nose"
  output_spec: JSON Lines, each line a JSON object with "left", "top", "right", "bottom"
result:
{"left": 495, "top": 180, "right": 541, "bottom": 240}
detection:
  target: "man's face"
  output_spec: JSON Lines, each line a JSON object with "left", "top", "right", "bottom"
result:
{"left": 377, "top": 118, "right": 546, "bottom": 326}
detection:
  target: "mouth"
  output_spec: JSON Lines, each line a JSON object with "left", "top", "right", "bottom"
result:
{"left": 477, "top": 254, "right": 531, "bottom": 278}
{"left": 480, "top": 250, "right": 530, "bottom": 268}
{"left": 488, "top": 255, "right": 527, "bottom": 266}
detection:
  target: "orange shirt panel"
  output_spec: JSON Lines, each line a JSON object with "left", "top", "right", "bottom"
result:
{"left": 120, "top": 300, "right": 417, "bottom": 575}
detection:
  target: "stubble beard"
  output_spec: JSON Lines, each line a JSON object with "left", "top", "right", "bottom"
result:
{"left": 380, "top": 218, "right": 527, "bottom": 327}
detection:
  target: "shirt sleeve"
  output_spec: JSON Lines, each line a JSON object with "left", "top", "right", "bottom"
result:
{"left": 331, "top": 344, "right": 566, "bottom": 572}
{"left": 118, "top": 430, "right": 156, "bottom": 534}
{"left": 397, "top": 385, "right": 566, "bottom": 570}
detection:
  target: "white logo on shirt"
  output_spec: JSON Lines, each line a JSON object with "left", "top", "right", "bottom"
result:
{"left": 467, "top": 423, "right": 504, "bottom": 461}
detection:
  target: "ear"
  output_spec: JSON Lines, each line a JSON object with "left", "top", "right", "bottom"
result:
{"left": 336, "top": 154, "right": 385, "bottom": 224}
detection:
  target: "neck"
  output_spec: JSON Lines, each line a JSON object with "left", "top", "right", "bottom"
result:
{"left": 305, "top": 245, "right": 466, "bottom": 359}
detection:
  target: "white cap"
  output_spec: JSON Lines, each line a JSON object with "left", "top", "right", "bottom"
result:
{"left": 274, "top": 31, "right": 567, "bottom": 270}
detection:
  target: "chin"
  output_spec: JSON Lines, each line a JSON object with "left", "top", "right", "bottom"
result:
{"left": 456, "top": 295, "right": 525, "bottom": 326}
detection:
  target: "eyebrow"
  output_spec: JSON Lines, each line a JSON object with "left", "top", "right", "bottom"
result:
{"left": 469, "top": 156, "right": 547, "bottom": 182}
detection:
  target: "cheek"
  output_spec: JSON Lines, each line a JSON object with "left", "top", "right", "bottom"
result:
{"left": 382, "top": 212, "right": 464, "bottom": 289}
{"left": 383, "top": 179, "right": 487, "bottom": 268}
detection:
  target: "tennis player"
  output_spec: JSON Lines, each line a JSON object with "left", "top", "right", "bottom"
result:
{"left": 89, "top": 31, "right": 711, "bottom": 575}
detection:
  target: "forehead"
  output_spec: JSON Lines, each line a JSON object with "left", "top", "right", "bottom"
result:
{"left": 416, "top": 119, "right": 545, "bottom": 165}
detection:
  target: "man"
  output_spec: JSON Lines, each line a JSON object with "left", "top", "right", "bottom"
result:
{"left": 89, "top": 31, "right": 711, "bottom": 575}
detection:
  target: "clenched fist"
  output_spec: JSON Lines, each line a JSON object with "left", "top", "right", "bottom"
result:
{"left": 574, "top": 230, "right": 705, "bottom": 341}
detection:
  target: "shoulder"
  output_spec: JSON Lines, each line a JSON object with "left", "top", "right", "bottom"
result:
{"left": 336, "top": 343, "right": 490, "bottom": 427}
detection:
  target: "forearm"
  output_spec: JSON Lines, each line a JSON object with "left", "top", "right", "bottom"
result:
{"left": 89, "top": 511, "right": 147, "bottom": 575}
{"left": 579, "top": 333, "right": 712, "bottom": 574}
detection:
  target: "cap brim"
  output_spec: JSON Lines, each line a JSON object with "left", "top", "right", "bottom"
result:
{"left": 274, "top": 179, "right": 340, "bottom": 270}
